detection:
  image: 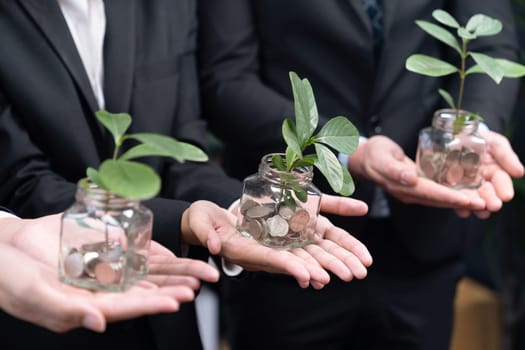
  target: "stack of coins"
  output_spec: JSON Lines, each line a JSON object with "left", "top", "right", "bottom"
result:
{"left": 238, "top": 199, "right": 311, "bottom": 248}
{"left": 63, "top": 241, "right": 127, "bottom": 284}
{"left": 418, "top": 147, "right": 481, "bottom": 188}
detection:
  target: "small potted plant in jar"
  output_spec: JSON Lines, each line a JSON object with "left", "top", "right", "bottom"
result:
{"left": 405, "top": 10, "right": 525, "bottom": 189}
{"left": 236, "top": 72, "right": 359, "bottom": 250}
{"left": 59, "top": 110, "right": 208, "bottom": 291}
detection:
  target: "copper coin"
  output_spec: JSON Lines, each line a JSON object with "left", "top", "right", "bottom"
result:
{"left": 446, "top": 163, "right": 464, "bottom": 186}
{"left": 419, "top": 153, "right": 436, "bottom": 179}
{"left": 288, "top": 209, "right": 310, "bottom": 232}
{"left": 444, "top": 149, "right": 461, "bottom": 165}
{"left": 461, "top": 152, "right": 480, "bottom": 172}
{"left": 241, "top": 218, "right": 266, "bottom": 240}
{"left": 94, "top": 261, "right": 122, "bottom": 284}
{"left": 266, "top": 215, "right": 289, "bottom": 237}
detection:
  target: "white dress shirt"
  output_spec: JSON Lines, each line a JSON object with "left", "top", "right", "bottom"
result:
{"left": 58, "top": 0, "right": 106, "bottom": 109}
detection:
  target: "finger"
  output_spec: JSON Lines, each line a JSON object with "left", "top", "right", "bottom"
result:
{"left": 474, "top": 210, "right": 492, "bottom": 219}
{"left": 289, "top": 248, "right": 331, "bottom": 286}
{"left": 303, "top": 243, "right": 354, "bottom": 281}
{"left": 485, "top": 132, "right": 525, "bottom": 178}
{"left": 319, "top": 194, "right": 368, "bottom": 217}
{"left": 317, "top": 216, "right": 373, "bottom": 266}
{"left": 486, "top": 167, "right": 515, "bottom": 202}
{"left": 455, "top": 209, "right": 471, "bottom": 218}
{"left": 476, "top": 181, "right": 502, "bottom": 212}
{"left": 146, "top": 275, "right": 202, "bottom": 289}
{"left": 382, "top": 158, "right": 418, "bottom": 186}
{"left": 148, "top": 256, "right": 220, "bottom": 283}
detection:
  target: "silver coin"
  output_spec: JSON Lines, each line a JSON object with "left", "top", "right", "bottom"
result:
{"left": 64, "top": 251, "right": 84, "bottom": 278}
{"left": 288, "top": 209, "right": 310, "bottom": 233}
{"left": 278, "top": 205, "right": 295, "bottom": 220}
{"left": 266, "top": 215, "right": 289, "bottom": 237}
{"left": 419, "top": 153, "right": 436, "bottom": 179}
{"left": 94, "top": 261, "right": 122, "bottom": 284}
{"left": 83, "top": 251, "right": 100, "bottom": 277}
{"left": 239, "top": 198, "right": 260, "bottom": 216}
{"left": 444, "top": 149, "right": 461, "bottom": 165}
{"left": 241, "top": 218, "right": 266, "bottom": 240}
{"left": 245, "top": 204, "right": 274, "bottom": 219}
{"left": 81, "top": 241, "right": 107, "bottom": 254}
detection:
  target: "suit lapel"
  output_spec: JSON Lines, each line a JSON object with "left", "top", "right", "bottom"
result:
{"left": 103, "top": 0, "right": 136, "bottom": 114}
{"left": 19, "top": 0, "right": 99, "bottom": 113}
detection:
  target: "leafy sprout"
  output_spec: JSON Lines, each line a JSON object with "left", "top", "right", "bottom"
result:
{"left": 271, "top": 72, "right": 359, "bottom": 204}
{"left": 405, "top": 10, "right": 525, "bottom": 119}
{"left": 85, "top": 110, "right": 208, "bottom": 200}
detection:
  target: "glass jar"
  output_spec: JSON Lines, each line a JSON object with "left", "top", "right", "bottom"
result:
{"left": 59, "top": 180, "right": 153, "bottom": 291}
{"left": 236, "top": 154, "right": 322, "bottom": 250}
{"left": 416, "top": 109, "right": 486, "bottom": 189}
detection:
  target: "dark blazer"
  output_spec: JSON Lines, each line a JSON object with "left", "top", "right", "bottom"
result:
{"left": 0, "top": 1, "right": 240, "bottom": 349}
{"left": 199, "top": 0, "right": 520, "bottom": 265}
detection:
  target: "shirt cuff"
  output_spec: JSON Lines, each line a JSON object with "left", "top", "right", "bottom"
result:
{"left": 0, "top": 211, "right": 18, "bottom": 220}
{"left": 338, "top": 136, "right": 369, "bottom": 169}
{"left": 221, "top": 198, "right": 244, "bottom": 277}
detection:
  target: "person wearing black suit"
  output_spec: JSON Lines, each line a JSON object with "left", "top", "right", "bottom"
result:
{"left": 198, "top": 1, "right": 525, "bottom": 349}
{"left": 0, "top": 1, "right": 373, "bottom": 349}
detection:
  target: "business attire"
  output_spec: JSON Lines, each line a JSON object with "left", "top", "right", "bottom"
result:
{"left": 0, "top": 1, "right": 240, "bottom": 349}
{"left": 198, "top": 1, "right": 520, "bottom": 349}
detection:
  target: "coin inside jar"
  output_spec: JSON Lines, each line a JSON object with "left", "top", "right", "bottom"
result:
{"left": 444, "top": 149, "right": 461, "bottom": 165}
{"left": 419, "top": 153, "right": 436, "bottom": 179}
{"left": 64, "top": 250, "right": 84, "bottom": 278}
{"left": 461, "top": 152, "right": 480, "bottom": 172}
{"left": 446, "top": 163, "right": 464, "bottom": 186}
{"left": 288, "top": 208, "right": 310, "bottom": 232}
{"left": 266, "top": 215, "right": 289, "bottom": 237}
{"left": 83, "top": 251, "right": 100, "bottom": 277}
{"left": 278, "top": 205, "right": 295, "bottom": 220}
{"left": 241, "top": 218, "right": 266, "bottom": 240}
{"left": 239, "top": 198, "right": 259, "bottom": 216}
{"left": 245, "top": 204, "right": 274, "bottom": 219}
{"left": 94, "top": 261, "right": 122, "bottom": 284}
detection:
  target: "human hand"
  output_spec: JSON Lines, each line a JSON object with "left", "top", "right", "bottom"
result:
{"left": 456, "top": 130, "right": 524, "bottom": 219}
{"left": 181, "top": 200, "right": 372, "bottom": 290}
{"left": 349, "top": 135, "right": 486, "bottom": 210}
{"left": 1, "top": 214, "right": 220, "bottom": 333}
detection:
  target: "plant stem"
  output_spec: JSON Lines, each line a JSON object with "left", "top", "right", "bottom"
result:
{"left": 457, "top": 39, "right": 468, "bottom": 112}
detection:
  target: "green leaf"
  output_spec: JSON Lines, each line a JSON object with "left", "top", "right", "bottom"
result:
{"left": 122, "top": 133, "right": 208, "bottom": 162}
{"left": 406, "top": 54, "right": 459, "bottom": 77}
{"left": 95, "top": 110, "right": 132, "bottom": 146}
{"left": 469, "top": 52, "right": 504, "bottom": 84}
{"left": 86, "top": 167, "right": 104, "bottom": 188}
{"left": 293, "top": 155, "right": 316, "bottom": 168}
{"left": 97, "top": 160, "right": 161, "bottom": 200}
{"left": 289, "top": 71, "right": 318, "bottom": 146}
{"left": 271, "top": 154, "right": 287, "bottom": 171}
{"left": 285, "top": 146, "right": 296, "bottom": 171}
{"left": 289, "top": 181, "right": 308, "bottom": 203}
{"left": 415, "top": 20, "right": 461, "bottom": 54}
{"left": 466, "top": 14, "right": 502, "bottom": 36}
{"left": 313, "top": 143, "right": 344, "bottom": 194}
{"left": 465, "top": 64, "right": 484, "bottom": 75}
{"left": 457, "top": 27, "right": 477, "bottom": 40}
{"left": 339, "top": 162, "right": 355, "bottom": 196}
{"left": 495, "top": 59, "right": 525, "bottom": 78}
{"left": 283, "top": 190, "right": 297, "bottom": 210}
{"left": 282, "top": 118, "right": 303, "bottom": 159}
{"left": 315, "top": 116, "right": 359, "bottom": 155}
{"left": 432, "top": 10, "right": 460, "bottom": 28}
{"left": 438, "top": 89, "right": 456, "bottom": 109}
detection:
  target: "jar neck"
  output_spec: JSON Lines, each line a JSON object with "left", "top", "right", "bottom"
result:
{"left": 76, "top": 180, "right": 140, "bottom": 210}
{"left": 258, "top": 153, "right": 313, "bottom": 186}
{"left": 432, "top": 108, "right": 479, "bottom": 134}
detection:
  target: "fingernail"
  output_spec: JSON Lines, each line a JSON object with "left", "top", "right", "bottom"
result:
{"left": 400, "top": 171, "right": 410, "bottom": 185}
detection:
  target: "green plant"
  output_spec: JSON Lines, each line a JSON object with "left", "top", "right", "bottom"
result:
{"left": 405, "top": 9, "right": 525, "bottom": 116}
{"left": 85, "top": 110, "right": 208, "bottom": 199}
{"left": 270, "top": 71, "right": 359, "bottom": 206}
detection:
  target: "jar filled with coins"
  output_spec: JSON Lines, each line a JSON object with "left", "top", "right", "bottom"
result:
{"left": 416, "top": 109, "right": 486, "bottom": 189}
{"left": 237, "top": 153, "right": 321, "bottom": 250}
{"left": 59, "top": 180, "right": 152, "bottom": 291}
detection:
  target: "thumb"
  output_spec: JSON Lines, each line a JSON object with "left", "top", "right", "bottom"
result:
{"left": 81, "top": 308, "right": 106, "bottom": 333}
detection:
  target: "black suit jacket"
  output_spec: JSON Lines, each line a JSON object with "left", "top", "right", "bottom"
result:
{"left": 0, "top": 1, "right": 241, "bottom": 349}
{"left": 199, "top": 0, "right": 520, "bottom": 266}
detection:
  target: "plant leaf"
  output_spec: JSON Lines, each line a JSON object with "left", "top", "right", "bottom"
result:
{"left": 289, "top": 181, "right": 308, "bottom": 203}
{"left": 283, "top": 190, "right": 297, "bottom": 210}
{"left": 285, "top": 146, "right": 296, "bottom": 171}
{"left": 315, "top": 116, "right": 359, "bottom": 155}
{"left": 432, "top": 9, "right": 460, "bottom": 28}
{"left": 95, "top": 110, "right": 132, "bottom": 146}
{"left": 469, "top": 52, "right": 504, "bottom": 84}
{"left": 86, "top": 167, "right": 104, "bottom": 188}
{"left": 457, "top": 27, "right": 477, "bottom": 40}
{"left": 97, "top": 160, "right": 161, "bottom": 200}
{"left": 339, "top": 162, "right": 355, "bottom": 196}
{"left": 313, "top": 143, "right": 344, "bottom": 194}
{"left": 466, "top": 14, "right": 502, "bottom": 36}
{"left": 282, "top": 118, "right": 303, "bottom": 159}
{"left": 406, "top": 54, "right": 459, "bottom": 77}
{"left": 123, "top": 133, "right": 208, "bottom": 162}
{"left": 495, "top": 59, "right": 525, "bottom": 78}
{"left": 415, "top": 20, "right": 461, "bottom": 54}
{"left": 438, "top": 89, "right": 456, "bottom": 109}
{"left": 271, "top": 154, "right": 287, "bottom": 171}
{"left": 289, "top": 71, "right": 318, "bottom": 146}
{"left": 465, "top": 64, "right": 484, "bottom": 75}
